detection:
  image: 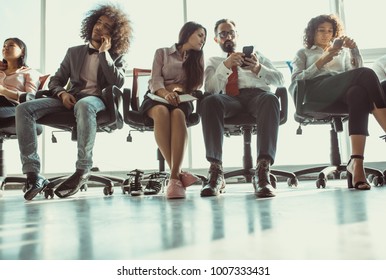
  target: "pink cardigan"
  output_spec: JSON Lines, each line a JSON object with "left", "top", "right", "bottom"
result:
{"left": 0, "top": 66, "right": 41, "bottom": 104}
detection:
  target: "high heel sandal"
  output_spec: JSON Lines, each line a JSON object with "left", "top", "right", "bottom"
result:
{"left": 346, "top": 155, "right": 371, "bottom": 190}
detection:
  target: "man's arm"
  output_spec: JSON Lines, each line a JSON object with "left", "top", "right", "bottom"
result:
{"left": 204, "top": 57, "right": 231, "bottom": 94}
{"left": 255, "top": 51, "right": 284, "bottom": 87}
{"left": 48, "top": 49, "right": 71, "bottom": 97}
{"left": 99, "top": 51, "right": 125, "bottom": 88}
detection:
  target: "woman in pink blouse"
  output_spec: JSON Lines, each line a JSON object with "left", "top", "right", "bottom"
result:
{"left": 0, "top": 38, "right": 40, "bottom": 110}
{"left": 140, "top": 22, "right": 206, "bottom": 199}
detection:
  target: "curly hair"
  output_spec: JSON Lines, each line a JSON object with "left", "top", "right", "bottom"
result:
{"left": 176, "top": 21, "right": 207, "bottom": 93}
{"left": 303, "top": 14, "right": 344, "bottom": 49}
{"left": 80, "top": 3, "right": 132, "bottom": 55}
{"left": 3, "top": 37, "right": 28, "bottom": 67}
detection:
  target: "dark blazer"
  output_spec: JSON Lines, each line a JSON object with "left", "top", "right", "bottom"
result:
{"left": 48, "top": 44, "right": 125, "bottom": 97}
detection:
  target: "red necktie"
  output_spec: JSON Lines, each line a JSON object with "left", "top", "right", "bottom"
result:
{"left": 226, "top": 65, "right": 239, "bottom": 96}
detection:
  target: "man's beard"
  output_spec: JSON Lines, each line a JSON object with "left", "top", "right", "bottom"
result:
{"left": 221, "top": 40, "right": 235, "bottom": 53}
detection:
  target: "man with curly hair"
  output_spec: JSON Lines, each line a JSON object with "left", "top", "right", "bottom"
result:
{"left": 16, "top": 4, "right": 132, "bottom": 200}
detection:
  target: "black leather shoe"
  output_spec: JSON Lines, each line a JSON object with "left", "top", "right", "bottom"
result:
{"left": 200, "top": 163, "right": 225, "bottom": 197}
{"left": 253, "top": 159, "right": 276, "bottom": 198}
{"left": 24, "top": 174, "right": 50, "bottom": 201}
{"left": 54, "top": 171, "right": 90, "bottom": 198}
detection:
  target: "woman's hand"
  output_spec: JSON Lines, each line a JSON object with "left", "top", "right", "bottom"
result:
{"left": 164, "top": 91, "right": 179, "bottom": 106}
{"left": 342, "top": 36, "right": 357, "bottom": 49}
{"left": 165, "top": 83, "right": 184, "bottom": 93}
{"left": 316, "top": 47, "right": 340, "bottom": 69}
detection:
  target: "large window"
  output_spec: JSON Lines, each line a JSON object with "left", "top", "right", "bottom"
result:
{"left": 2, "top": 0, "right": 385, "bottom": 175}
{"left": 187, "top": 0, "right": 332, "bottom": 167}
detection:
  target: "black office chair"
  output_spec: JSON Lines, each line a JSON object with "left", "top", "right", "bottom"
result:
{"left": 35, "top": 85, "right": 125, "bottom": 196}
{"left": 0, "top": 74, "right": 50, "bottom": 191}
{"left": 290, "top": 78, "right": 384, "bottom": 188}
{"left": 216, "top": 87, "right": 298, "bottom": 188}
{"left": 122, "top": 68, "right": 205, "bottom": 191}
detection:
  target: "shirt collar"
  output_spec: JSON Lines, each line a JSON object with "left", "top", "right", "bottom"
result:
{"left": 88, "top": 42, "right": 98, "bottom": 51}
{"left": 168, "top": 44, "right": 179, "bottom": 55}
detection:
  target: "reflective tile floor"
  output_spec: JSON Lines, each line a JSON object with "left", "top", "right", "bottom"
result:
{"left": 1, "top": 179, "right": 386, "bottom": 260}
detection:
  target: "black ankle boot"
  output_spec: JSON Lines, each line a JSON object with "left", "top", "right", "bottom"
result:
{"left": 253, "top": 158, "right": 276, "bottom": 198}
{"left": 200, "top": 162, "right": 225, "bottom": 197}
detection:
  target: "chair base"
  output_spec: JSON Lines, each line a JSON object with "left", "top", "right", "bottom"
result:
{"left": 224, "top": 168, "right": 298, "bottom": 189}
{"left": 0, "top": 176, "right": 27, "bottom": 191}
{"left": 47, "top": 173, "right": 124, "bottom": 196}
{"left": 293, "top": 164, "right": 384, "bottom": 188}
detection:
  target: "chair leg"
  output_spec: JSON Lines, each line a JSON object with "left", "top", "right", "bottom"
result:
{"left": 157, "top": 148, "right": 165, "bottom": 172}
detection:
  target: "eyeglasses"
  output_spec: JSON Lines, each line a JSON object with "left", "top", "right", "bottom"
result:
{"left": 217, "top": 30, "right": 236, "bottom": 39}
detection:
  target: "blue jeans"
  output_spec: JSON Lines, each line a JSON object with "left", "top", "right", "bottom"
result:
{"left": 16, "top": 95, "right": 106, "bottom": 174}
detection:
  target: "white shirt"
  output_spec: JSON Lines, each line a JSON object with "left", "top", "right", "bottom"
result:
{"left": 289, "top": 45, "right": 362, "bottom": 95}
{"left": 204, "top": 49, "right": 284, "bottom": 94}
{"left": 80, "top": 43, "right": 100, "bottom": 95}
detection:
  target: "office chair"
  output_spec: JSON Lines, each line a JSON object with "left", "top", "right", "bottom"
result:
{"left": 290, "top": 78, "right": 384, "bottom": 188}
{"left": 122, "top": 68, "right": 205, "bottom": 193}
{"left": 35, "top": 85, "right": 125, "bottom": 196}
{"left": 216, "top": 87, "right": 298, "bottom": 188}
{"left": 0, "top": 75, "right": 49, "bottom": 191}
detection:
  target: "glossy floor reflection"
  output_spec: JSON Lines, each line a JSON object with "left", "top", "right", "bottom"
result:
{"left": 1, "top": 179, "right": 386, "bottom": 260}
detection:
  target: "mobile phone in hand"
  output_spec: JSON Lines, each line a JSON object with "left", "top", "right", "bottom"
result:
{"left": 332, "top": 38, "right": 344, "bottom": 49}
{"left": 241, "top": 45, "right": 254, "bottom": 67}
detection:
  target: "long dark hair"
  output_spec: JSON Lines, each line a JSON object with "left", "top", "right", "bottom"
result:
{"left": 303, "top": 14, "right": 344, "bottom": 48}
{"left": 80, "top": 3, "right": 132, "bottom": 55}
{"left": 176, "top": 21, "right": 206, "bottom": 93}
{"left": 2, "top": 37, "right": 28, "bottom": 67}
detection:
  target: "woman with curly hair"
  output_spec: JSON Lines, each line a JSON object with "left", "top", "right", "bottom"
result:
{"left": 290, "top": 14, "right": 386, "bottom": 191}
{"left": 139, "top": 21, "right": 206, "bottom": 199}
{"left": 16, "top": 4, "right": 132, "bottom": 200}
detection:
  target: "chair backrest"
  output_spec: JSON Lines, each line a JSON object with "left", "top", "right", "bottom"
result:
{"left": 39, "top": 74, "right": 50, "bottom": 90}
{"left": 131, "top": 68, "right": 151, "bottom": 111}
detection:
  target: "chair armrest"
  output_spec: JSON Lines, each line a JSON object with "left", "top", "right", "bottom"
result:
{"left": 100, "top": 85, "right": 123, "bottom": 130}
{"left": 275, "top": 87, "right": 288, "bottom": 125}
{"left": 294, "top": 80, "right": 307, "bottom": 112}
{"left": 122, "top": 88, "right": 132, "bottom": 123}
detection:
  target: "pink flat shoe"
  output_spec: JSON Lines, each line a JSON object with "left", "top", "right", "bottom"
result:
{"left": 166, "top": 179, "right": 185, "bottom": 199}
{"left": 180, "top": 171, "right": 199, "bottom": 187}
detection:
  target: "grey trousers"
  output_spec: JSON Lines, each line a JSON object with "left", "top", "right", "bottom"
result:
{"left": 199, "top": 88, "right": 280, "bottom": 165}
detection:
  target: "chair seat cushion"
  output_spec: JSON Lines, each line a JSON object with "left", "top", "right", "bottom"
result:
{"left": 125, "top": 111, "right": 200, "bottom": 131}
{"left": 37, "top": 110, "right": 112, "bottom": 130}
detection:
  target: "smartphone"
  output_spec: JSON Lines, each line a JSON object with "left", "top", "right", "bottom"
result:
{"left": 241, "top": 45, "right": 254, "bottom": 67}
{"left": 332, "top": 38, "right": 344, "bottom": 49}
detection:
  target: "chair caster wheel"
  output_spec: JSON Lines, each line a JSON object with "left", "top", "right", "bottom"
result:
{"left": 103, "top": 186, "right": 114, "bottom": 196}
{"left": 44, "top": 187, "right": 54, "bottom": 199}
{"left": 372, "top": 175, "right": 384, "bottom": 187}
{"left": 287, "top": 177, "right": 298, "bottom": 187}
{"left": 80, "top": 184, "right": 88, "bottom": 192}
{"left": 316, "top": 178, "right": 326, "bottom": 188}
